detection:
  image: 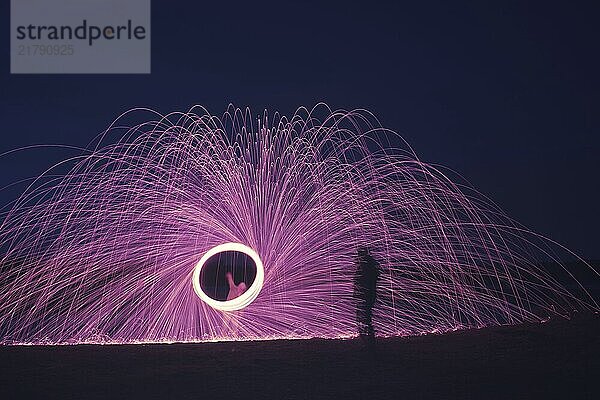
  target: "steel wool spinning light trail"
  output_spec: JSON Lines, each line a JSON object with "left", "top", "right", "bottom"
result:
{"left": 0, "top": 104, "right": 597, "bottom": 344}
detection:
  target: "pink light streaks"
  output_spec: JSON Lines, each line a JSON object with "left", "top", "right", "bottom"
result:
{"left": 0, "top": 104, "right": 597, "bottom": 345}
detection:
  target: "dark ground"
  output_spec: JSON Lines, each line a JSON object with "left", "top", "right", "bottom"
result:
{"left": 0, "top": 315, "right": 598, "bottom": 400}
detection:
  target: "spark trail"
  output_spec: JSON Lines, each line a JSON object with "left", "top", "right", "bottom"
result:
{"left": 0, "top": 104, "right": 597, "bottom": 344}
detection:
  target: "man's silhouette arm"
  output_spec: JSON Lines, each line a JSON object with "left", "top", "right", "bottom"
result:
{"left": 226, "top": 272, "right": 235, "bottom": 288}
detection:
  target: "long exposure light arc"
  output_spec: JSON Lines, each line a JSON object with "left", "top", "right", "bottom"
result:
{"left": 192, "top": 242, "right": 265, "bottom": 311}
{"left": 0, "top": 104, "right": 597, "bottom": 345}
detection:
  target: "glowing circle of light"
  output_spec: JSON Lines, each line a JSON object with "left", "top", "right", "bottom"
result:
{"left": 192, "top": 242, "right": 264, "bottom": 311}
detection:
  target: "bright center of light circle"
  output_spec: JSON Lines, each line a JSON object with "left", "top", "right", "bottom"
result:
{"left": 192, "top": 242, "right": 264, "bottom": 311}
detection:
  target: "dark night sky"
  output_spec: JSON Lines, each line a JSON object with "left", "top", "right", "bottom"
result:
{"left": 0, "top": 2, "right": 598, "bottom": 258}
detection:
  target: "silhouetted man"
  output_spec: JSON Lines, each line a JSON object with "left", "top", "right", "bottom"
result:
{"left": 354, "top": 248, "right": 379, "bottom": 343}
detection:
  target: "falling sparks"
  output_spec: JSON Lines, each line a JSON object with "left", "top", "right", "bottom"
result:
{"left": 0, "top": 104, "right": 597, "bottom": 344}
